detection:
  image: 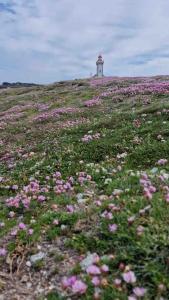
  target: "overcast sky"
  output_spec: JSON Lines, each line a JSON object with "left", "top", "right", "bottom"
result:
{"left": 0, "top": 0, "right": 169, "bottom": 83}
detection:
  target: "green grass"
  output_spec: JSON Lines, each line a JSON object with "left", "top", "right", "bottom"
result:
{"left": 0, "top": 77, "right": 169, "bottom": 299}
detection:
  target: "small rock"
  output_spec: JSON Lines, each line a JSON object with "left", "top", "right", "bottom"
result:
{"left": 48, "top": 284, "right": 55, "bottom": 291}
{"left": 99, "top": 195, "right": 108, "bottom": 201}
{"left": 77, "top": 198, "right": 87, "bottom": 204}
{"left": 26, "top": 261, "right": 32, "bottom": 267}
{"left": 36, "top": 287, "right": 45, "bottom": 294}
{"left": 41, "top": 270, "right": 47, "bottom": 276}
{"left": 61, "top": 225, "right": 67, "bottom": 231}
{"left": 76, "top": 193, "right": 84, "bottom": 200}
{"left": 27, "top": 282, "right": 32, "bottom": 288}
{"left": 151, "top": 167, "right": 158, "bottom": 174}
{"left": 21, "top": 275, "right": 29, "bottom": 282}
{"left": 30, "top": 252, "right": 45, "bottom": 264}
{"left": 80, "top": 253, "right": 97, "bottom": 270}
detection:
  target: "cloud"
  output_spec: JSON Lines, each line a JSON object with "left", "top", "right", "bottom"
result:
{"left": 0, "top": 0, "right": 169, "bottom": 83}
{"left": 0, "top": 2, "right": 16, "bottom": 14}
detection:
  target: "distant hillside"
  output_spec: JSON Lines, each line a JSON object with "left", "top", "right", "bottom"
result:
{"left": 0, "top": 81, "right": 41, "bottom": 89}
{"left": 0, "top": 76, "right": 169, "bottom": 300}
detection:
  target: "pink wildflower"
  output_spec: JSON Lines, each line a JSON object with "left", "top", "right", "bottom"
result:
{"left": 136, "top": 225, "right": 144, "bottom": 236}
{"left": 92, "top": 253, "right": 100, "bottom": 264}
{"left": 141, "top": 173, "right": 148, "bottom": 180}
{"left": 157, "top": 159, "right": 168, "bottom": 166}
{"left": 101, "top": 264, "right": 109, "bottom": 273}
{"left": 54, "top": 171, "right": 62, "bottom": 178}
{"left": 11, "top": 229, "right": 18, "bottom": 236}
{"left": 62, "top": 276, "right": 77, "bottom": 288}
{"left": 128, "top": 296, "right": 137, "bottom": 300}
{"left": 149, "top": 185, "right": 156, "bottom": 193}
{"left": 128, "top": 216, "right": 135, "bottom": 225}
{"left": 18, "top": 222, "right": 26, "bottom": 230}
{"left": 114, "top": 278, "right": 122, "bottom": 287}
{"left": 143, "top": 188, "right": 153, "bottom": 200}
{"left": 133, "top": 287, "right": 146, "bottom": 297}
{"left": 53, "top": 219, "right": 59, "bottom": 225}
{"left": 162, "top": 186, "right": 169, "bottom": 192}
{"left": 86, "top": 265, "right": 101, "bottom": 275}
{"left": 9, "top": 211, "right": 15, "bottom": 218}
{"left": 91, "top": 276, "right": 100, "bottom": 286}
{"left": 12, "top": 185, "right": 18, "bottom": 190}
{"left": 37, "top": 195, "right": 46, "bottom": 202}
{"left": 165, "top": 194, "right": 169, "bottom": 203}
{"left": 95, "top": 200, "right": 102, "bottom": 206}
{"left": 94, "top": 291, "right": 101, "bottom": 300}
{"left": 0, "top": 248, "right": 7, "bottom": 256}
{"left": 72, "top": 279, "right": 87, "bottom": 294}
{"left": 81, "top": 133, "right": 100, "bottom": 143}
{"left": 28, "top": 228, "right": 34, "bottom": 235}
{"left": 84, "top": 97, "right": 100, "bottom": 107}
{"left": 158, "top": 284, "right": 166, "bottom": 292}
{"left": 122, "top": 271, "right": 136, "bottom": 283}
{"left": 109, "top": 224, "right": 118, "bottom": 232}
{"left": 101, "top": 210, "right": 113, "bottom": 219}
{"left": 119, "top": 262, "right": 126, "bottom": 271}
{"left": 41, "top": 187, "right": 49, "bottom": 193}
{"left": 66, "top": 205, "right": 75, "bottom": 213}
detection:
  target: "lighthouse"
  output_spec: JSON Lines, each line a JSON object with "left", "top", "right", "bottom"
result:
{"left": 96, "top": 54, "right": 104, "bottom": 77}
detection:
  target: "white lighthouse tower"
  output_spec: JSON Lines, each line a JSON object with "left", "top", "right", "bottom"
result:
{"left": 96, "top": 54, "right": 104, "bottom": 77}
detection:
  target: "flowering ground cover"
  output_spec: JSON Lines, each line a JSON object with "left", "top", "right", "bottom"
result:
{"left": 0, "top": 77, "right": 169, "bottom": 299}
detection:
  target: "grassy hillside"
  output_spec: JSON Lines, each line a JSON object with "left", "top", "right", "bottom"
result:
{"left": 0, "top": 76, "right": 169, "bottom": 299}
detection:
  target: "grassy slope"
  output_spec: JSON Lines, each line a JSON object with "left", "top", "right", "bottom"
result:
{"left": 0, "top": 77, "right": 169, "bottom": 299}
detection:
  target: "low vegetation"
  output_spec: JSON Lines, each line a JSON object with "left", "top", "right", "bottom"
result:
{"left": 0, "top": 76, "right": 169, "bottom": 299}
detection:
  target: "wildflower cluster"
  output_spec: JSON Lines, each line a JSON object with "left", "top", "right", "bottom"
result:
{"left": 33, "top": 106, "right": 81, "bottom": 122}
{"left": 140, "top": 173, "right": 156, "bottom": 200}
{"left": 0, "top": 76, "right": 169, "bottom": 299}
{"left": 83, "top": 97, "right": 101, "bottom": 107}
{"left": 6, "top": 179, "right": 48, "bottom": 209}
{"left": 81, "top": 133, "right": 101, "bottom": 142}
